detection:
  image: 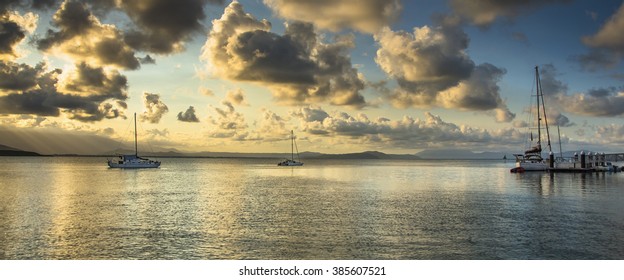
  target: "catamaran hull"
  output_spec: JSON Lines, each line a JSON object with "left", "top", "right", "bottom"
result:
{"left": 108, "top": 163, "right": 161, "bottom": 168}
{"left": 278, "top": 162, "right": 304, "bottom": 166}
{"left": 515, "top": 162, "right": 548, "bottom": 171}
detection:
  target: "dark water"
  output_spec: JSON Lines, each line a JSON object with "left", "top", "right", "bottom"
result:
{"left": 1, "top": 157, "right": 623, "bottom": 259}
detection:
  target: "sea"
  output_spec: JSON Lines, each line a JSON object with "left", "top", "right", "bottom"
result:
{"left": 1, "top": 156, "right": 623, "bottom": 260}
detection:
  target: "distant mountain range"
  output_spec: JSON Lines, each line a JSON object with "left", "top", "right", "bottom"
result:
{"left": 11, "top": 141, "right": 593, "bottom": 160}
{"left": 0, "top": 144, "right": 41, "bottom": 156}
{"left": 414, "top": 149, "right": 509, "bottom": 160}
{"left": 100, "top": 149, "right": 420, "bottom": 160}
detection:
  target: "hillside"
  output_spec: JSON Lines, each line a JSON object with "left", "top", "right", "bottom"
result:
{"left": 0, "top": 144, "right": 41, "bottom": 156}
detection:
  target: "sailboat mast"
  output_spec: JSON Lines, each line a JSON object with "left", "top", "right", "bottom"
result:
{"left": 134, "top": 112, "right": 138, "bottom": 156}
{"left": 536, "top": 66, "right": 552, "bottom": 153}
{"left": 290, "top": 130, "right": 294, "bottom": 161}
{"left": 535, "top": 66, "right": 541, "bottom": 148}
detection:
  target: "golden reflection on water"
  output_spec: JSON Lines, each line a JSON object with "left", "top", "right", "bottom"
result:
{"left": 1, "top": 157, "right": 624, "bottom": 259}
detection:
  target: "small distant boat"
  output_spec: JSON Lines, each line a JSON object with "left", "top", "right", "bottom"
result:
{"left": 278, "top": 130, "right": 303, "bottom": 166}
{"left": 108, "top": 113, "right": 161, "bottom": 169}
{"left": 512, "top": 66, "right": 552, "bottom": 172}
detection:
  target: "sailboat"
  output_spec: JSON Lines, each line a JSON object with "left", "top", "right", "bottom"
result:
{"left": 511, "top": 66, "right": 552, "bottom": 172}
{"left": 278, "top": 130, "right": 304, "bottom": 166}
{"left": 107, "top": 113, "right": 161, "bottom": 169}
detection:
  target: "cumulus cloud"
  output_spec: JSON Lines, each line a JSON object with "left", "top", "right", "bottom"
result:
{"left": 36, "top": 0, "right": 140, "bottom": 70}
{"left": 120, "top": 0, "right": 224, "bottom": 54}
{"left": 201, "top": 1, "right": 367, "bottom": 107}
{"left": 245, "top": 108, "right": 291, "bottom": 142}
{"left": 110, "top": 1, "right": 197, "bottom": 53}
{"left": 139, "top": 92, "right": 168, "bottom": 123}
{"left": 225, "top": 88, "right": 248, "bottom": 106}
{"left": 0, "top": 10, "right": 38, "bottom": 59}
{"left": 263, "top": 0, "right": 401, "bottom": 33}
{"left": 595, "top": 123, "right": 624, "bottom": 144}
{"left": 374, "top": 19, "right": 513, "bottom": 121}
{"left": 177, "top": 106, "right": 199, "bottom": 122}
{"left": 574, "top": 3, "right": 624, "bottom": 71}
{"left": 292, "top": 106, "right": 521, "bottom": 149}
{"left": 555, "top": 87, "right": 624, "bottom": 117}
{"left": 0, "top": 60, "right": 128, "bottom": 121}
{"left": 207, "top": 98, "right": 248, "bottom": 139}
{"left": 537, "top": 64, "right": 624, "bottom": 117}
{"left": 448, "top": 0, "right": 571, "bottom": 27}
{"left": 374, "top": 19, "right": 474, "bottom": 98}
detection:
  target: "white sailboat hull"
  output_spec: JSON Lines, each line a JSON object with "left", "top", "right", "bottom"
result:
{"left": 108, "top": 155, "right": 161, "bottom": 169}
{"left": 515, "top": 161, "right": 548, "bottom": 171}
{"left": 278, "top": 160, "right": 304, "bottom": 166}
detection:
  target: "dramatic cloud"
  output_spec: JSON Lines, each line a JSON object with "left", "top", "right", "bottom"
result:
{"left": 263, "top": 0, "right": 401, "bottom": 33}
{"left": 140, "top": 92, "right": 168, "bottom": 123}
{"left": 374, "top": 19, "right": 474, "bottom": 98}
{"left": 0, "top": 61, "right": 44, "bottom": 90}
{"left": 58, "top": 62, "right": 128, "bottom": 100}
{"left": 0, "top": 10, "right": 37, "bottom": 59}
{"left": 292, "top": 106, "right": 522, "bottom": 149}
{"left": 448, "top": 0, "right": 571, "bottom": 26}
{"left": 121, "top": 0, "right": 224, "bottom": 54}
{"left": 374, "top": 19, "right": 513, "bottom": 121}
{"left": 177, "top": 106, "right": 199, "bottom": 122}
{"left": 575, "top": 3, "right": 624, "bottom": 71}
{"left": 36, "top": 0, "right": 140, "bottom": 70}
{"left": 0, "top": 60, "right": 128, "bottom": 121}
{"left": 201, "top": 1, "right": 367, "bottom": 107}
{"left": 438, "top": 63, "right": 514, "bottom": 122}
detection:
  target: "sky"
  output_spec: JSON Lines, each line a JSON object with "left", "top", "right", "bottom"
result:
{"left": 1, "top": 0, "right": 624, "bottom": 155}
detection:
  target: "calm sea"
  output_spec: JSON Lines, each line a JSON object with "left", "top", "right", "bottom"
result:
{"left": 1, "top": 156, "right": 623, "bottom": 260}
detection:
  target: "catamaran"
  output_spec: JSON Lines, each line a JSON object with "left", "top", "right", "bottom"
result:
{"left": 278, "top": 130, "right": 304, "bottom": 166}
{"left": 511, "top": 66, "right": 552, "bottom": 172}
{"left": 108, "top": 113, "right": 161, "bottom": 169}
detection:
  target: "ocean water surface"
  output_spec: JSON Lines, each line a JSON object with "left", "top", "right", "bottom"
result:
{"left": 1, "top": 157, "right": 623, "bottom": 259}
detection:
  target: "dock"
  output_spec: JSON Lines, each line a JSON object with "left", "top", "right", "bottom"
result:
{"left": 548, "top": 152, "right": 623, "bottom": 173}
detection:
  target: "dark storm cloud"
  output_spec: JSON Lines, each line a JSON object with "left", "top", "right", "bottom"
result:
{"left": 177, "top": 106, "right": 199, "bottom": 122}
{"left": 0, "top": 17, "right": 25, "bottom": 57}
{"left": 202, "top": 1, "right": 367, "bottom": 107}
{"left": 448, "top": 0, "right": 572, "bottom": 27}
{"left": 0, "top": 61, "right": 44, "bottom": 90}
{"left": 0, "top": 60, "right": 128, "bottom": 121}
{"left": 120, "top": 0, "right": 224, "bottom": 54}
{"left": 138, "top": 55, "right": 156, "bottom": 64}
{"left": 61, "top": 62, "right": 128, "bottom": 100}
{"left": 36, "top": 0, "right": 140, "bottom": 70}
